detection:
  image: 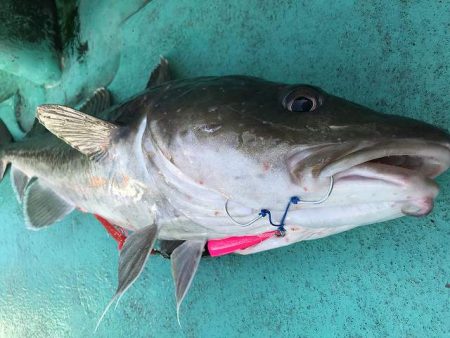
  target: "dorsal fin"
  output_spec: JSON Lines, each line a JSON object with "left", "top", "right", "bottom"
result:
{"left": 146, "top": 57, "right": 171, "bottom": 89}
{"left": 23, "top": 178, "right": 74, "bottom": 229}
{"left": 37, "top": 104, "right": 119, "bottom": 161}
{"left": 78, "top": 87, "right": 111, "bottom": 117}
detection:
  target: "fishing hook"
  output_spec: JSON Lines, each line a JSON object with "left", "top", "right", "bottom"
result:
{"left": 224, "top": 176, "right": 334, "bottom": 232}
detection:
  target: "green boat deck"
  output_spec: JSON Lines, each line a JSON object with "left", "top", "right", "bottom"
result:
{"left": 0, "top": 1, "right": 449, "bottom": 336}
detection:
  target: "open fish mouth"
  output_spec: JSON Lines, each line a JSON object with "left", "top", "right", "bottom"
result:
{"left": 319, "top": 140, "right": 450, "bottom": 179}
{"left": 289, "top": 140, "right": 450, "bottom": 216}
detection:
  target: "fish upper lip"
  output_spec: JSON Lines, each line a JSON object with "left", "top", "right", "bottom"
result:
{"left": 317, "top": 140, "right": 450, "bottom": 180}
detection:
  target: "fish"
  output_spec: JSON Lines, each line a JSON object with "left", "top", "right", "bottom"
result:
{"left": 0, "top": 58, "right": 449, "bottom": 326}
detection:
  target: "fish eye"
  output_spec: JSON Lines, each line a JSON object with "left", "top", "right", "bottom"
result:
{"left": 283, "top": 87, "right": 321, "bottom": 112}
{"left": 290, "top": 97, "right": 314, "bottom": 112}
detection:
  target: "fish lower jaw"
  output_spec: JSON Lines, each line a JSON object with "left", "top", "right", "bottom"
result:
{"left": 284, "top": 170, "right": 438, "bottom": 231}
{"left": 327, "top": 160, "right": 440, "bottom": 216}
{"left": 236, "top": 197, "right": 431, "bottom": 255}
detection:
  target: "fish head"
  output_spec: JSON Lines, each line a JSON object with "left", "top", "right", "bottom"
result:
{"left": 282, "top": 84, "right": 450, "bottom": 213}
{"left": 143, "top": 76, "right": 450, "bottom": 246}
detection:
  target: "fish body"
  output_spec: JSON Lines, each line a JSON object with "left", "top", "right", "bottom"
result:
{"left": 1, "top": 60, "right": 450, "bottom": 322}
{"left": 3, "top": 74, "right": 450, "bottom": 245}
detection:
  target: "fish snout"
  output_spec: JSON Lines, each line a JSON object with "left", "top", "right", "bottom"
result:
{"left": 402, "top": 197, "right": 435, "bottom": 217}
{"left": 400, "top": 172, "right": 439, "bottom": 216}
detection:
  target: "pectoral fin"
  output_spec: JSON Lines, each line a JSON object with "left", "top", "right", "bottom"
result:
{"left": 116, "top": 224, "right": 158, "bottom": 297}
{"left": 171, "top": 239, "right": 206, "bottom": 324}
{"left": 78, "top": 87, "right": 111, "bottom": 117}
{"left": 95, "top": 223, "right": 159, "bottom": 332}
{"left": 36, "top": 105, "right": 119, "bottom": 161}
{"left": 23, "top": 178, "right": 74, "bottom": 229}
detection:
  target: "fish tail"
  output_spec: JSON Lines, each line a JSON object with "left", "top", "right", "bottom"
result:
{"left": 0, "top": 119, "right": 13, "bottom": 181}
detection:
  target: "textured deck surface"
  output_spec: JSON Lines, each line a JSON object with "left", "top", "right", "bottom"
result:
{"left": 0, "top": 1, "right": 449, "bottom": 337}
